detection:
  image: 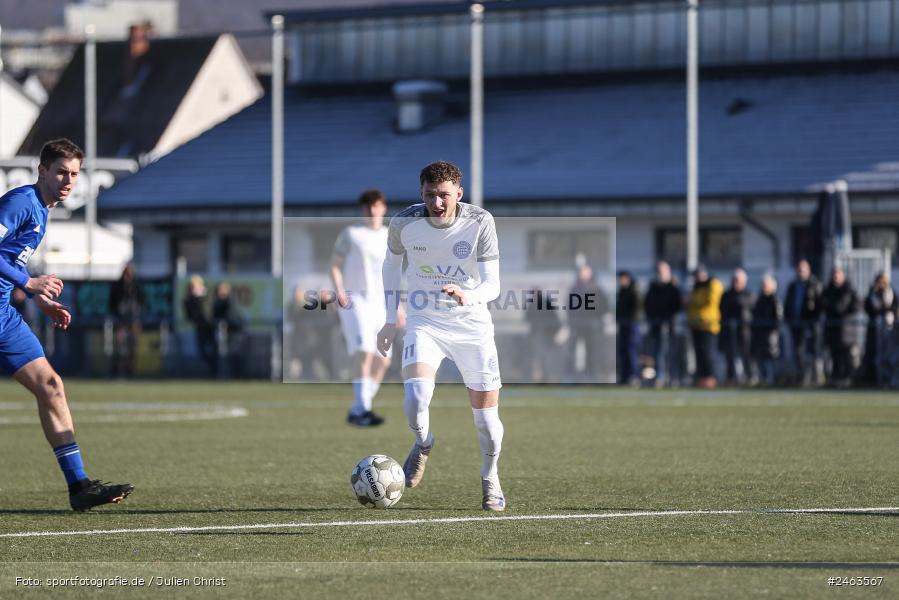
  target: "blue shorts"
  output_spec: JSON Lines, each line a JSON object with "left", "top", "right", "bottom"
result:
{"left": 0, "top": 304, "right": 45, "bottom": 375}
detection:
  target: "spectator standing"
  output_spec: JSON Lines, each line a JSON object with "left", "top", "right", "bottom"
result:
{"left": 719, "top": 268, "right": 753, "bottom": 385}
{"left": 686, "top": 265, "right": 723, "bottom": 388}
{"left": 567, "top": 264, "right": 608, "bottom": 380}
{"left": 821, "top": 267, "right": 859, "bottom": 388}
{"left": 643, "top": 261, "right": 682, "bottom": 387}
{"left": 109, "top": 262, "right": 144, "bottom": 377}
{"left": 861, "top": 272, "right": 898, "bottom": 386}
{"left": 750, "top": 274, "right": 782, "bottom": 386}
{"left": 784, "top": 260, "right": 823, "bottom": 386}
{"left": 616, "top": 271, "right": 641, "bottom": 385}
{"left": 212, "top": 282, "right": 245, "bottom": 378}
{"left": 524, "top": 288, "right": 562, "bottom": 383}
{"left": 183, "top": 275, "right": 215, "bottom": 376}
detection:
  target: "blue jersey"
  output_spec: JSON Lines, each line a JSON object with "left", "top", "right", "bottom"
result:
{"left": 0, "top": 185, "right": 48, "bottom": 306}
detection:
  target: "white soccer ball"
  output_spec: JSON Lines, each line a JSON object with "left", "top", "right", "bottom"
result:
{"left": 351, "top": 454, "right": 405, "bottom": 508}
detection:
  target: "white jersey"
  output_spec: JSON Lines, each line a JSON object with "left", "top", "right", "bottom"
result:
{"left": 387, "top": 202, "right": 499, "bottom": 323}
{"left": 333, "top": 224, "right": 388, "bottom": 305}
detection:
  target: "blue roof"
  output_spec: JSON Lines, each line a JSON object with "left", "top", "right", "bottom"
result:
{"left": 98, "top": 69, "right": 899, "bottom": 212}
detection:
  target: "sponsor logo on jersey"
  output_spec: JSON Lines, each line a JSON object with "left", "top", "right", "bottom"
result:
{"left": 453, "top": 240, "right": 472, "bottom": 259}
{"left": 419, "top": 264, "right": 467, "bottom": 278}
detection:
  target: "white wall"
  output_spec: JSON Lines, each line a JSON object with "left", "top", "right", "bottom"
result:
{"left": 0, "top": 78, "right": 40, "bottom": 158}
{"left": 153, "top": 35, "right": 263, "bottom": 159}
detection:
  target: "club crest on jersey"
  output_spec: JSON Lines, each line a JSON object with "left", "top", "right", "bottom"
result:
{"left": 419, "top": 264, "right": 467, "bottom": 277}
{"left": 453, "top": 241, "right": 472, "bottom": 259}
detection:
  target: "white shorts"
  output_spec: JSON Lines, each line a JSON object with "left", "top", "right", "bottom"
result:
{"left": 338, "top": 298, "right": 386, "bottom": 356}
{"left": 401, "top": 316, "right": 502, "bottom": 391}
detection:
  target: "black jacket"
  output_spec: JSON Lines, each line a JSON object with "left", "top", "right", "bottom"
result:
{"left": 784, "top": 276, "right": 823, "bottom": 326}
{"left": 750, "top": 292, "right": 782, "bottom": 359}
{"left": 719, "top": 287, "right": 753, "bottom": 347}
{"left": 821, "top": 281, "right": 860, "bottom": 346}
{"left": 644, "top": 280, "right": 682, "bottom": 326}
{"left": 616, "top": 284, "right": 640, "bottom": 324}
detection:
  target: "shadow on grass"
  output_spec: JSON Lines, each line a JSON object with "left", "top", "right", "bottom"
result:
{"left": 491, "top": 559, "right": 899, "bottom": 569}
{"left": 174, "top": 531, "right": 314, "bottom": 536}
{"left": 0, "top": 505, "right": 478, "bottom": 517}
{"left": 0, "top": 507, "right": 344, "bottom": 516}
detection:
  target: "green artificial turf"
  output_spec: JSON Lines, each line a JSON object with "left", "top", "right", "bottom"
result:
{"left": 0, "top": 381, "right": 896, "bottom": 598}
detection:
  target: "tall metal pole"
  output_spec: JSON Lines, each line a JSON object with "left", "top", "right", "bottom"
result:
{"left": 85, "top": 24, "right": 97, "bottom": 279}
{"left": 270, "top": 15, "right": 285, "bottom": 382}
{"left": 686, "top": 0, "right": 699, "bottom": 272}
{"left": 469, "top": 3, "right": 484, "bottom": 208}
{"left": 271, "top": 15, "right": 284, "bottom": 278}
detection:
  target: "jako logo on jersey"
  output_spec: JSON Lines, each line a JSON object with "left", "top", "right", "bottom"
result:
{"left": 16, "top": 246, "right": 35, "bottom": 266}
{"left": 453, "top": 241, "right": 472, "bottom": 259}
{"left": 419, "top": 264, "right": 467, "bottom": 277}
{"left": 33, "top": 224, "right": 41, "bottom": 233}
{"left": 412, "top": 245, "right": 427, "bottom": 252}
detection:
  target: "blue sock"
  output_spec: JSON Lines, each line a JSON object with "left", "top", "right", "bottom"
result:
{"left": 54, "top": 442, "right": 88, "bottom": 485}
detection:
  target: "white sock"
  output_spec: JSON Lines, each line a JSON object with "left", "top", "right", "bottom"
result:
{"left": 403, "top": 377, "right": 435, "bottom": 447}
{"left": 367, "top": 379, "right": 381, "bottom": 402}
{"left": 350, "top": 378, "right": 367, "bottom": 416}
{"left": 472, "top": 406, "right": 503, "bottom": 481}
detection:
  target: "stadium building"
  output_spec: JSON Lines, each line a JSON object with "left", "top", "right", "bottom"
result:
{"left": 91, "top": 0, "right": 899, "bottom": 376}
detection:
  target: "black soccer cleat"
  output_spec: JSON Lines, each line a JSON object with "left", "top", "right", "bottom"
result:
{"left": 69, "top": 480, "right": 135, "bottom": 512}
{"left": 346, "top": 411, "right": 385, "bottom": 427}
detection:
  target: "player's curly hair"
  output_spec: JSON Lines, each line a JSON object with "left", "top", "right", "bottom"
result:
{"left": 358, "top": 189, "right": 386, "bottom": 206}
{"left": 39, "top": 138, "right": 83, "bottom": 167}
{"left": 420, "top": 161, "right": 463, "bottom": 186}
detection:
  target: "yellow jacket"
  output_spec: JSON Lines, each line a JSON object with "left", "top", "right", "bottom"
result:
{"left": 687, "top": 278, "right": 724, "bottom": 334}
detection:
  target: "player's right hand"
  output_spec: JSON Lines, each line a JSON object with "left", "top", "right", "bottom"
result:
{"left": 377, "top": 323, "right": 397, "bottom": 357}
{"left": 25, "top": 274, "right": 64, "bottom": 298}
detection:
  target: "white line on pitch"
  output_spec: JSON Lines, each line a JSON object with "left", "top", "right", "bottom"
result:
{"left": 2, "top": 507, "right": 897, "bottom": 539}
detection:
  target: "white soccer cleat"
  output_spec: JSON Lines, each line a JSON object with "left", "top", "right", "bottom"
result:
{"left": 403, "top": 439, "right": 433, "bottom": 488}
{"left": 481, "top": 478, "right": 505, "bottom": 512}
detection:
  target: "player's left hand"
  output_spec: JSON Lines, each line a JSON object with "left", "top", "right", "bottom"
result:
{"left": 441, "top": 284, "right": 467, "bottom": 305}
{"left": 34, "top": 294, "right": 72, "bottom": 330}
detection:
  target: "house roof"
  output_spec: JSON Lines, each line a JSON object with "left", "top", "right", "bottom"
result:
{"left": 97, "top": 67, "right": 899, "bottom": 215}
{"left": 18, "top": 36, "right": 219, "bottom": 159}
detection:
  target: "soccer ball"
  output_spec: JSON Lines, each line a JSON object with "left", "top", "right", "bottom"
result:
{"left": 351, "top": 454, "right": 405, "bottom": 508}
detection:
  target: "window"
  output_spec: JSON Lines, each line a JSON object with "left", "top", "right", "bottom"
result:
{"left": 528, "top": 229, "right": 611, "bottom": 270}
{"left": 854, "top": 226, "right": 899, "bottom": 263}
{"left": 222, "top": 235, "right": 271, "bottom": 273}
{"left": 173, "top": 236, "right": 208, "bottom": 274}
{"left": 656, "top": 227, "right": 742, "bottom": 269}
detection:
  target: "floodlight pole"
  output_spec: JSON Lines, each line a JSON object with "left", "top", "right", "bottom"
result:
{"left": 686, "top": 0, "right": 699, "bottom": 272}
{"left": 470, "top": 3, "right": 484, "bottom": 208}
{"left": 85, "top": 24, "right": 97, "bottom": 280}
{"left": 271, "top": 14, "right": 285, "bottom": 279}
{"left": 271, "top": 15, "right": 285, "bottom": 382}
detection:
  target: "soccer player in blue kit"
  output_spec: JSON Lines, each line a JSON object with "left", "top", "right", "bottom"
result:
{"left": 0, "top": 139, "right": 134, "bottom": 511}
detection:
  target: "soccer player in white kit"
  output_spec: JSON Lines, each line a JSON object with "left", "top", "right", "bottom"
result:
{"left": 331, "top": 190, "right": 391, "bottom": 426}
{"left": 377, "top": 161, "right": 505, "bottom": 511}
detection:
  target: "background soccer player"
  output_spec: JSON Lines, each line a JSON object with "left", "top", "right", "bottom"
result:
{"left": 377, "top": 161, "right": 506, "bottom": 511}
{"left": 0, "top": 138, "right": 134, "bottom": 511}
{"left": 331, "top": 189, "right": 391, "bottom": 426}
